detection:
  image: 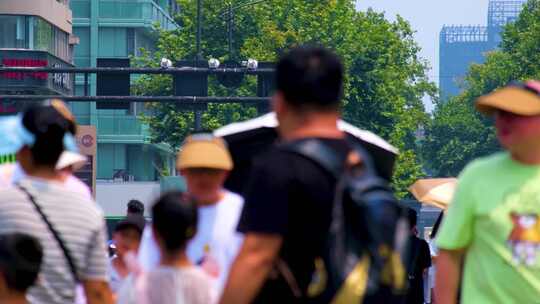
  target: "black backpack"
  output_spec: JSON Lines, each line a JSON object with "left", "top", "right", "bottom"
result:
{"left": 275, "top": 138, "right": 410, "bottom": 304}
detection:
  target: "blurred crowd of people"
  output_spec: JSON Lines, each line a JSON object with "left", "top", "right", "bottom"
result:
{"left": 0, "top": 44, "right": 539, "bottom": 304}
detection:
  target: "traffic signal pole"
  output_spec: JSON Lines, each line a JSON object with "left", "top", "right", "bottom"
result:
{"left": 0, "top": 66, "right": 273, "bottom": 106}
{"left": 0, "top": 95, "right": 269, "bottom": 103}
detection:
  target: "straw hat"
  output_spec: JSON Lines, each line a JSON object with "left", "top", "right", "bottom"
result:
{"left": 176, "top": 134, "right": 233, "bottom": 171}
{"left": 476, "top": 80, "right": 540, "bottom": 116}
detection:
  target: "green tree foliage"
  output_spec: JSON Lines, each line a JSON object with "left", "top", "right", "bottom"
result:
{"left": 135, "top": 0, "right": 436, "bottom": 197}
{"left": 421, "top": 0, "right": 540, "bottom": 177}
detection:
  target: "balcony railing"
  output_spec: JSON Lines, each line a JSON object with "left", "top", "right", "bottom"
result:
{"left": 72, "top": 0, "right": 178, "bottom": 30}
{"left": 97, "top": 115, "right": 145, "bottom": 136}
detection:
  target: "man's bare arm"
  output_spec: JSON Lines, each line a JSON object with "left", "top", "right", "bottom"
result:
{"left": 219, "top": 233, "right": 283, "bottom": 304}
{"left": 435, "top": 249, "right": 465, "bottom": 304}
{"left": 83, "top": 279, "right": 113, "bottom": 304}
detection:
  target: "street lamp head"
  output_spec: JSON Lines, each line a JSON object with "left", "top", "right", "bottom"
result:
{"left": 160, "top": 58, "right": 173, "bottom": 69}
{"left": 246, "top": 58, "right": 258, "bottom": 70}
{"left": 208, "top": 58, "right": 221, "bottom": 69}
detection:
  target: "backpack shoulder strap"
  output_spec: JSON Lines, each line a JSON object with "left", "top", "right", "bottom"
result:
{"left": 280, "top": 139, "right": 345, "bottom": 179}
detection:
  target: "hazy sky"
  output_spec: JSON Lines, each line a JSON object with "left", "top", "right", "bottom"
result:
{"left": 355, "top": 0, "right": 491, "bottom": 110}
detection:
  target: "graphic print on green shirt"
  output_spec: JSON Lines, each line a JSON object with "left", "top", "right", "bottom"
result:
{"left": 502, "top": 180, "right": 540, "bottom": 267}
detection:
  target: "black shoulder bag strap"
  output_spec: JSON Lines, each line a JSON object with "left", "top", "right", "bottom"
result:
{"left": 17, "top": 184, "right": 80, "bottom": 283}
{"left": 282, "top": 138, "right": 344, "bottom": 178}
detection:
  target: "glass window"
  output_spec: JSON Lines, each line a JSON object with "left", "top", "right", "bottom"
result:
{"left": 0, "top": 15, "right": 28, "bottom": 49}
{"left": 55, "top": 27, "right": 70, "bottom": 61}
{"left": 33, "top": 17, "right": 54, "bottom": 54}
{"left": 0, "top": 15, "right": 71, "bottom": 62}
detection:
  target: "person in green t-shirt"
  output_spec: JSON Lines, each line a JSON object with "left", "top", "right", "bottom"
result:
{"left": 435, "top": 80, "right": 540, "bottom": 304}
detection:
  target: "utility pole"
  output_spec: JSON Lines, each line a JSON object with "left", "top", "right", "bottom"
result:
{"left": 221, "top": 0, "right": 266, "bottom": 60}
{"left": 196, "top": 0, "right": 202, "bottom": 60}
{"left": 228, "top": 2, "right": 234, "bottom": 60}
{"left": 194, "top": 0, "right": 203, "bottom": 131}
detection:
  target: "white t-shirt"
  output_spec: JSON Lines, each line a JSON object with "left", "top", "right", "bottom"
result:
{"left": 0, "top": 163, "right": 92, "bottom": 199}
{"left": 117, "top": 266, "right": 216, "bottom": 304}
{"left": 137, "top": 191, "right": 244, "bottom": 296}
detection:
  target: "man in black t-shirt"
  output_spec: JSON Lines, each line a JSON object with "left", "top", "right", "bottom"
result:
{"left": 220, "top": 46, "right": 349, "bottom": 304}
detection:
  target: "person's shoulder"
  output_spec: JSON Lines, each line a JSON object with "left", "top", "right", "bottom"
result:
{"left": 255, "top": 144, "right": 296, "bottom": 163}
{"left": 461, "top": 152, "right": 508, "bottom": 176}
{"left": 40, "top": 181, "right": 105, "bottom": 222}
{"left": 0, "top": 184, "right": 21, "bottom": 195}
{"left": 222, "top": 191, "right": 244, "bottom": 207}
{"left": 254, "top": 137, "right": 349, "bottom": 170}
{"left": 419, "top": 238, "right": 430, "bottom": 250}
{"left": 250, "top": 145, "right": 297, "bottom": 179}
{"left": 181, "top": 266, "right": 213, "bottom": 284}
{"left": 0, "top": 185, "right": 25, "bottom": 205}
{"left": 64, "top": 174, "right": 93, "bottom": 199}
{"left": 60, "top": 187, "right": 103, "bottom": 214}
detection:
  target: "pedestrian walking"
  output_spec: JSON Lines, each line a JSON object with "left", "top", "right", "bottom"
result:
{"left": 0, "top": 233, "right": 43, "bottom": 304}
{"left": 404, "top": 209, "right": 431, "bottom": 304}
{"left": 427, "top": 212, "right": 443, "bottom": 304}
{"left": 220, "top": 45, "right": 405, "bottom": 304}
{"left": 435, "top": 80, "right": 540, "bottom": 304}
{"left": 117, "top": 192, "right": 215, "bottom": 304}
{"left": 126, "top": 200, "right": 145, "bottom": 217}
{"left": 0, "top": 105, "right": 112, "bottom": 304}
{"left": 109, "top": 214, "right": 145, "bottom": 293}
{"left": 0, "top": 99, "right": 92, "bottom": 199}
{"left": 137, "top": 134, "right": 244, "bottom": 297}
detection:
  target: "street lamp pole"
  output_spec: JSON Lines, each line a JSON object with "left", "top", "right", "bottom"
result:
{"left": 195, "top": 0, "right": 203, "bottom": 131}
{"left": 228, "top": 2, "right": 234, "bottom": 60}
{"left": 221, "top": 0, "right": 266, "bottom": 60}
{"left": 196, "top": 0, "right": 202, "bottom": 61}
{"left": 193, "top": 0, "right": 266, "bottom": 131}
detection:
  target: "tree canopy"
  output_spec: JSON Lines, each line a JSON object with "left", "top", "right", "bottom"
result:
{"left": 421, "top": 0, "right": 540, "bottom": 177}
{"left": 134, "top": 0, "right": 436, "bottom": 198}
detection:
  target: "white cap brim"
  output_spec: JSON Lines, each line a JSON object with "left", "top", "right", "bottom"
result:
{"left": 56, "top": 151, "right": 87, "bottom": 171}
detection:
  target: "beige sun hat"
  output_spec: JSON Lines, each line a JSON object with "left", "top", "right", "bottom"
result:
{"left": 176, "top": 134, "right": 233, "bottom": 171}
{"left": 476, "top": 80, "right": 540, "bottom": 116}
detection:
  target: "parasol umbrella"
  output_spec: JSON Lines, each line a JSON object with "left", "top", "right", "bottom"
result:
{"left": 214, "top": 112, "right": 398, "bottom": 194}
{"left": 409, "top": 178, "right": 458, "bottom": 210}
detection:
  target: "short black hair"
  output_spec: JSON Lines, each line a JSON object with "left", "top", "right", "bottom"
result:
{"left": 276, "top": 45, "right": 344, "bottom": 111}
{"left": 0, "top": 233, "right": 43, "bottom": 293}
{"left": 114, "top": 214, "right": 146, "bottom": 239}
{"left": 65, "top": 119, "right": 76, "bottom": 135}
{"left": 407, "top": 208, "right": 418, "bottom": 228}
{"left": 22, "top": 106, "right": 71, "bottom": 167}
{"left": 127, "top": 200, "right": 144, "bottom": 215}
{"left": 152, "top": 191, "right": 197, "bottom": 253}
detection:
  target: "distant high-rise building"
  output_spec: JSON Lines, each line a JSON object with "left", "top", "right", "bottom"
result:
{"left": 439, "top": 0, "right": 526, "bottom": 100}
